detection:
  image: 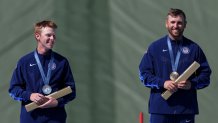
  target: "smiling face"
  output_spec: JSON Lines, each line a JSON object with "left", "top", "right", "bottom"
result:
{"left": 166, "top": 14, "right": 186, "bottom": 40}
{"left": 35, "top": 27, "right": 56, "bottom": 54}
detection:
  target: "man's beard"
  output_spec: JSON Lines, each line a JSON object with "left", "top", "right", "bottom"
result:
{"left": 168, "top": 29, "right": 184, "bottom": 39}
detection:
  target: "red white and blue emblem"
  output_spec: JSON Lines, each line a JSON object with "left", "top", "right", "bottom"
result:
{"left": 182, "top": 47, "right": 190, "bottom": 54}
{"left": 49, "top": 63, "right": 56, "bottom": 70}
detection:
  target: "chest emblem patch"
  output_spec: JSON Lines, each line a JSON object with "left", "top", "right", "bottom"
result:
{"left": 182, "top": 47, "right": 190, "bottom": 54}
{"left": 49, "top": 63, "right": 56, "bottom": 70}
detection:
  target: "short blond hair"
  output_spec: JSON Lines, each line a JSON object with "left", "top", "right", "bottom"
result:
{"left": 34, "top": 20, "right": 57, "bottom": 33}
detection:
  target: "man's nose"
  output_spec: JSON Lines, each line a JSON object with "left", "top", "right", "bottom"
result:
{"left": 174, "top": 23, "right": 179, "bottom": 28}
{"left": 50, "top": 35, "right": 56, "bottom": 40}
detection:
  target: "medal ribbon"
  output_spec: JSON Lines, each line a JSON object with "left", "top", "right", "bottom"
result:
{"left": 34, "top": 50, "right": 54, "bottom": 86}
{"left": 167, "top": 36, "right": 182, "bottom": 72}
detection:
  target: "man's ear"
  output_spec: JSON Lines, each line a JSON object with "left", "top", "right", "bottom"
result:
{"left": 35, "top": 33, "right": 40, "bottom": 40}
{"left": 165, "top": 20, "right": 168, "bottom": 28}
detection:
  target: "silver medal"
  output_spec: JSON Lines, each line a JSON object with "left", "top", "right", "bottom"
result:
{"left": 170, "top": 72, "right": 179, "bottom": 81}
{"left": 42, "top": 85, "right": 52, "bottom": 94}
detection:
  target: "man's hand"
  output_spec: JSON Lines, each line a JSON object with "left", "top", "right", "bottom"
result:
{"left": 38, "top": 96, "right": 58, "bottom": 108}
{"left": 30, "top": 93, "right": 58, "bottom": 108}
{"left": 164, "top": 80, "right": 178, "bottom": 93}
{"left": 30, "top": 93, "right": 49, "bottom": 105}
{"left": 164, "top": 80, "right": 191, "bottom": 92}
{"left": 177, "top": 80, "right": 191, "bottom": 90}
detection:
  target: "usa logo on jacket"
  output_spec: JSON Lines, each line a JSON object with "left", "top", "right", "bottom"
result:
{"left": 182, "top": 47, "right": 190, "bottom": 54}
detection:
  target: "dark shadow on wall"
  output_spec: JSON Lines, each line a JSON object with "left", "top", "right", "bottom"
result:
{"left": 54, "top": 0, "right": 115, "bottom": 123}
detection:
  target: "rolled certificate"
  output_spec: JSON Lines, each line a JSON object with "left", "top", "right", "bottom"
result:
{"left": 161, "top": 61, "right": 200, "bottom": 100}
{"left": 25, "top": 86, "right": 72, "bottom": 112}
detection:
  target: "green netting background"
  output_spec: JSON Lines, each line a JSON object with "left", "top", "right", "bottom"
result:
{"left": 0, "top": 0, "right": 218, "bottom": 123}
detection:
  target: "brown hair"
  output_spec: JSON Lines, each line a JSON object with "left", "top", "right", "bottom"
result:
{"left": 167, "top": 8, "right": 186, "bottom": 23}
{"left": 34, "top": 20, "right": 57, "bottom": 33}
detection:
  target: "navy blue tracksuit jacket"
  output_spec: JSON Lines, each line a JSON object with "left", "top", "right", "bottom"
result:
{"left": 139, "top": 35, "right": 211, "bottom": 114}
{"left": 9, "top": 50, "right": 76, "bottom": 123}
